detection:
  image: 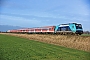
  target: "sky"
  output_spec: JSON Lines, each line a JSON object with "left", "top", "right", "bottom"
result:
{"left": 0, "top": 0, "right": 90, "bottom": 31}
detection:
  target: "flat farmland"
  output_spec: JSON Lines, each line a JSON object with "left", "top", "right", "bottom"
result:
{"left": 1, "top": 33, "right": 90, "bottom": 52}
{"left": 0, "top": 34, "right": 90, "bottom": 60}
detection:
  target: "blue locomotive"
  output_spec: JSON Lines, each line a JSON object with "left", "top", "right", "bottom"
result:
{"left": 7, "top": 23, "right": 83, "bottom": 35}
{"left": 55, "top": 23, "right": 83, "bottom": 35}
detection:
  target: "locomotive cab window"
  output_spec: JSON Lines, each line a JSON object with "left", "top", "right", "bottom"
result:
{"left": 76, "top": 24, "right": 82, "bottom": 29}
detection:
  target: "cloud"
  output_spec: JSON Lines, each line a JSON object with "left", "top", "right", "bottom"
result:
{"left": 0, "top": 0, "right": 31, "bottom": 10}
{"left": 0, "top": 14, "right": 42, "bottom": 27}
{"left": 0, "top": 0, "right": 90, "bottom": 31}
{"left": 1, "top": 12, "right": 89, "bottom": 25}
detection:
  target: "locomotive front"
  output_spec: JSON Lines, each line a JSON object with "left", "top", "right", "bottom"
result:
{"left": 75, "top": 24, "right": 83, "bottom": 35}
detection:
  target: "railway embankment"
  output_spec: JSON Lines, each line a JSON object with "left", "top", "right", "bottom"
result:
{"left": 0, "top": 33, "right": 90, "bottom": 52}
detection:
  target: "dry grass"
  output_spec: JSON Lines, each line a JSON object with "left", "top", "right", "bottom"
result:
{"left": 0, "top": 33, "right": 90, "bottom": 52}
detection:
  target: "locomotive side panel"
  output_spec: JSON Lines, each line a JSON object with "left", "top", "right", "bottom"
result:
{"left": 55, "top": 23, "right": 83, "bottom": 35}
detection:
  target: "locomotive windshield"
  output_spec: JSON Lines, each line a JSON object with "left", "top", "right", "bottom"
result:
{"left": 76, "top": 24, "right": 82, "bottom": 29}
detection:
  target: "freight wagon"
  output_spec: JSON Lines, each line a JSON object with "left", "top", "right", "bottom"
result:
{"left": 7, "top": 23, "right": 83, "bottom": 35}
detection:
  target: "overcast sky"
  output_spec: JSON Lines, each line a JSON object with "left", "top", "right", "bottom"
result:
{"left": 0, "top": 0, "right": 90, "bottom": 31}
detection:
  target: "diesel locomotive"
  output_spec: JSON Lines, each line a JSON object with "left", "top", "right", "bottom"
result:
{"left": 7, "top": 23, "right": 83, "bottom": 35}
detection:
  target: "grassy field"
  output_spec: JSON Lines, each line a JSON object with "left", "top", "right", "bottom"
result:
{"left": 0, "top": 34, "right": 90, "bottom": 60}
{"left": 1, "top": 33, "right": 90, "bottom": 52}
{"left": 81, "top": 34, "right": 90, "bottom": 36}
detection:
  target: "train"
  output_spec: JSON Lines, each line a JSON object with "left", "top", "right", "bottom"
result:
{"left": 7, "top": 23, "right": 83, "bottom": 35}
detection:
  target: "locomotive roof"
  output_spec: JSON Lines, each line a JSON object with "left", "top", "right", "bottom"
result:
{"left": 60, "top": 23, "right": 77, "bottom": 25}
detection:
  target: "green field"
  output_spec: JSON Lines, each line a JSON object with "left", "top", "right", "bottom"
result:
{"left": 81, "top": 34, "right": 90, "bottom": 36}
{"left": 0, "top": 34, "right": 90, "bottom": 60}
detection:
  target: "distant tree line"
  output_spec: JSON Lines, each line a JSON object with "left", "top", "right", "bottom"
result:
{"left": 83, "top": 31, "right": 90, "bottom": 34}
{"left": 0, "top": 31, "right": 6, "bottom": 33}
